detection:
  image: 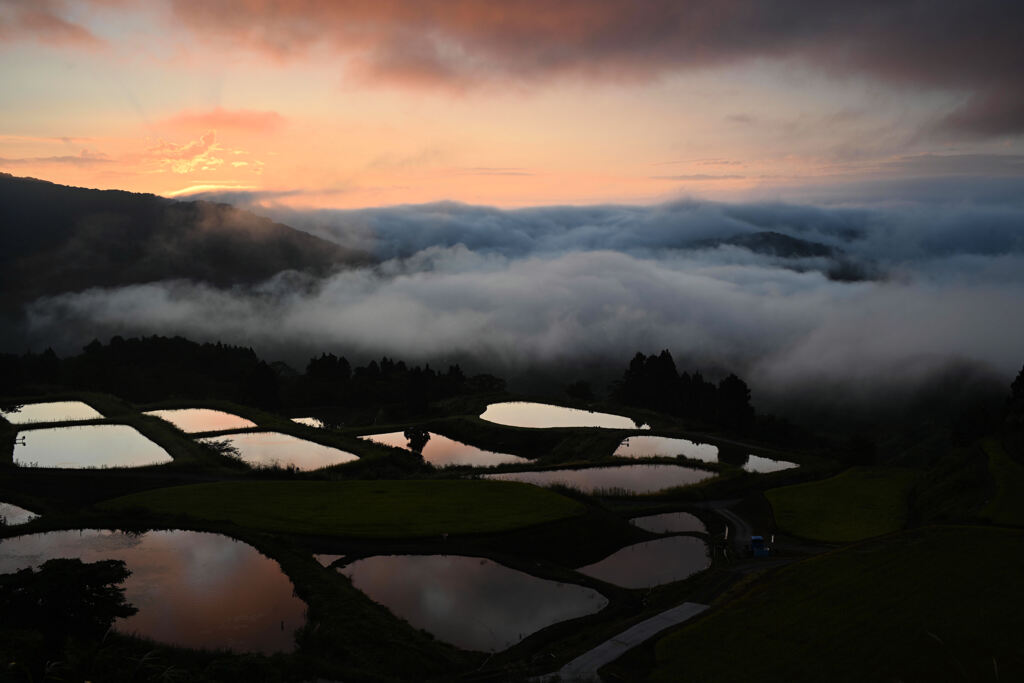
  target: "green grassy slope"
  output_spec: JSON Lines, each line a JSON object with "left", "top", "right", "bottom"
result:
{"left": 649, "top": 525, "right": 1024, "bottom": 683}
{"left": 99, "top": 480, "right": 585, "bottom": 537}
{"left": 981, "top": 437, "right": 1024, "bottom": 525}
{"left": 766, "top": 466, "right": 918, "bottom": 542}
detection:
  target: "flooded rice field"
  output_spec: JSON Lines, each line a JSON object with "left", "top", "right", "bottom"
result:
{"left": 0, "top": 529, "right": 306, "bottom": 653}
{"left": 313, "top": 553, "right": 345, "bottom": 567}
{"left": 0, "top": 502, "right": 39, "bottom": 525}
{"left": 1, "top": 401, "right": 103, "bottom": 424}
{"left": 614, "top": 435, "right": 719, "bottom": 462}
{"left": 614, "top": 435, "right": 797, "bottom": 473}
{"left": 200, "top": 431, "right": 359, "bottom": 471}
{"left": 144, "top": 408, "right": 256, "bottom": 433}
{"left": 480, "top": 402, "right": 650, "bottom": 430}
{"left": 481, "top": 464, "right": 716, "bottom": 494}
{"left": 340, "top": 554, "right": 607, "bottom": 651}
{"left": 14, "top": 424, "right": 173, "bottom": 468}
{"left": 360, "top": 431, "right": 529, "bottom": 468}
{"left": 577, "top": 536, "right": 710, "bottom": 588}
{"left": 630, "top": 511, "right": 707, "bottom": 534}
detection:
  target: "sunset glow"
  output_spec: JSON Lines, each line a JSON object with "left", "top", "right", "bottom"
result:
{"left": 3, "top": 1, "right": 1021, "bottom": 208}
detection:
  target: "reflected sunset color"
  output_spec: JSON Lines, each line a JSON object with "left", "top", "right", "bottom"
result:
{"left": 144, "top": 408, "right": 256, "bottom": 433}
{"left": 480, "top": 402, "right": 649, "bottom": 430}
{"left": 482, "top": 464, "right": 715, "bottom": 494}
{"left": 14, "top": 425, "right": 173, "bottom": 468}
{"left": 0, "top": 529, "right": 306, "bottom": 653}
{"left": 1, "top": 401, "right": 103, "bottom": 424}
{"left": 359, "top": 431, "right": 529, "bottom": 468}
{"left": 200, "top": 431, "right": 359, "bottom": 470}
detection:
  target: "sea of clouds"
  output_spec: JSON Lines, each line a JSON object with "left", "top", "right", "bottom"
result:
{"left": 25, "top": 193, "right": 1024, "bottom": 409}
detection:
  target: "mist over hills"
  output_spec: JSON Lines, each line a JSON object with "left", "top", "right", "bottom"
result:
{"left": 0, "top": 173, "right": 371, "bottom": 312}
{"left": 3, "top": 174, "right": 1023, "bottom": 424}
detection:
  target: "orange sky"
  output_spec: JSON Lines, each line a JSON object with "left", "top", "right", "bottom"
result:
{"left": 1, "top": 1, "right": 1021, "bottom": 208}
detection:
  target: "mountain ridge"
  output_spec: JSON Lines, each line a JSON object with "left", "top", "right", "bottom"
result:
{"left": 0, "top": 173, "right": 373, "bottom": 310}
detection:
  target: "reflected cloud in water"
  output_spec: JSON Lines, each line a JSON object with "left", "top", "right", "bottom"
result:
{"left": 0, "top": 529, "right": 306, "bottom": 653}
{"left": 340, "top": 554, "right": 607, "bottom": 651}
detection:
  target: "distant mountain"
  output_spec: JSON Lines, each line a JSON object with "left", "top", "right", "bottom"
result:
{"left": 694, "top": 230, "right": 836, "bottom": 258}
{"left": 692, "top": 230, "right": 875, "bottom": 281}
{"left": 0, "top": 174, "right": 373, "bottom": 310}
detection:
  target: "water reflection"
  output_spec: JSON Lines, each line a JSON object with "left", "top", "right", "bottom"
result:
{"left": 340, "top": 555, "right": 607, "bottom": 651}
{"left": 630, "top": 512, "right": 706, "bottom": 535}
{"left": 0, "top": 502, "right": 39, "bottom": 525}
{"left": 744, "top": 454, "right": 799, "bottom": 473}
{"left": 292, "top": 417, "right": 325, "bottom": 428}
{"left": 15, "top": 425, "right": 173, "bottom": 468}
{"left": 613, "top": 436, "right": 797, "bottom": 473}
{"left": 1, "top": 401, "right": 103, "bottom": 424}
{"left": 577, "top": 536, "right": 710, "bottom": 588}
{"left": 482, "top": 464, "right": 716, "bottom": 495}
{"left": 200, "top": 432, "right": 359, "bottom": 471}
{"left": 480, "top": 402, "right": 650, "bottom": 430}
{"left": 0, "top": 530, "right": 306, "bottom": 653}
{"left": 144, "top": 408, "right": 256, "bottom": 433}
{"left": 614, "top": 435, "right": 718, "bottom": 462}
{"left": 313, "top": 553, "right": 344, "bottom": 567}
{"left": 360, "top": 431, "right": 529, "bottom": 468}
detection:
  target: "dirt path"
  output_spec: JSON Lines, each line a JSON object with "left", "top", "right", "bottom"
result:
{"left": 538, "top": 602, "right": 710, "bottom": 682}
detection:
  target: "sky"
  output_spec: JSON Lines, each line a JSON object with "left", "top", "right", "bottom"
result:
{"left": 2, "top": 0, "right": 1023, "bottom": 208}
{"left": 4, "top": 1, "right": 1024, "bottom": 414}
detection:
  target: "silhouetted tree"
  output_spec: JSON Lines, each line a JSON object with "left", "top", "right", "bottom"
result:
{"left": 565, "top": 380, "right": 594, "bottom": 401}
{"left": 717, "top": 373, "right": 755, "bottom": 432}
{"left": 0, "top": 558, "right": 136, "bottom": 646}
{"left": 403, "top": 426, "right": 431, "bottom": 454}
{"left": 1008, "top": 364, "right": 1024, "bottom": 426}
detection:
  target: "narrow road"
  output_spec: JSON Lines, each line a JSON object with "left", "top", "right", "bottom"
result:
{"left": 541, "top": 602, "right": 709, "bottom": 682}
{"left": 714, "top": 507, "right": 753, "bottom": 553}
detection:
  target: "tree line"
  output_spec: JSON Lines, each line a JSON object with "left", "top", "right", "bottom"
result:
{"left": 0, "top": 336, "right": 504, "bottom": 420}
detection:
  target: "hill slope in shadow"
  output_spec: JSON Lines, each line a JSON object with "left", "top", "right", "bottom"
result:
{"left": 0, "top": 173, "right": 373, "bottom": 310}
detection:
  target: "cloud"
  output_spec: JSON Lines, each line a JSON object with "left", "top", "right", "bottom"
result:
{"left": 0, "top": 149, "right": 112, "bottom": 166}
{"left": 453, "top": 167, "right": 534, "bottom": 177}
{"left": 651, "top": 174, "right": 745, "bottom": 181}
{"left": 21, "top": 194, "right": 1024, "bottom": 412}
{"left": 160, "top": 108, "right": 287, "bottom": 133}
{"left": 160, "top": 0, "right": 1024, "bottom": 135}
{"left": 164, "top": 183, "right": 260, "bottom": 198}
{"left": 938, "top": 91, "right": 1024, "bottom": 137}
{"left": 0, "top": 0, "right": 105, "bottom": 48}
{"left": 147, "top": 131, "right": 224, "bottom": 174}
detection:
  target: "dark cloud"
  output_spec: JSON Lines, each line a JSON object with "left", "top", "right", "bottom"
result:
{"left": 938, "top": 90, "right": 1024, "bottom": 137}
{"left": 161, "top": 0, "right": 1024, "bottom": 136}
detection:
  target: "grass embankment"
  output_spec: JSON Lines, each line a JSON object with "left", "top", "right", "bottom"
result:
{"left": 644, "top": 525, "right": 1024, "bottom": 683}
{"left": 100, "top": 479, "right": 586, "bottom": 537}
{"left": 766, "top": 466, "right": 918, "bottom": 542}
{"left": 981, "top": 437, "right": 1024, "bottom": 525}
